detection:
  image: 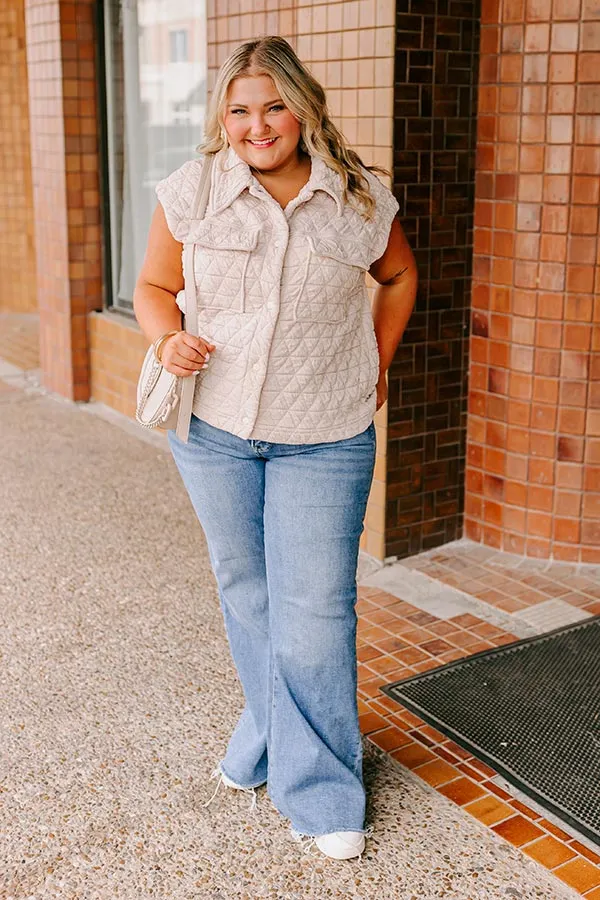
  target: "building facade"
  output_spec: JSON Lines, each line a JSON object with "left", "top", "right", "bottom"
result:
{"left": 1, "top": 0, "right": 599, "bottom": 564}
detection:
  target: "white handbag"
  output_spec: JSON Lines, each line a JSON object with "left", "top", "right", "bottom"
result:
{"left": 135, "top": 152, "right": 214, "bottom": 443}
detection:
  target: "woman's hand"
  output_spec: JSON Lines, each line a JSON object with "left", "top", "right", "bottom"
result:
{"left": 161, "top": 332, "right": 216, "bottom": 377}
{"left": 375, "top": 371, "right": 388, "bottom": 411}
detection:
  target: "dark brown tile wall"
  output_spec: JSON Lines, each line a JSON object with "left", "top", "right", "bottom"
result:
{"left": 386, "top": 0, "right": 481, "bottom": 559}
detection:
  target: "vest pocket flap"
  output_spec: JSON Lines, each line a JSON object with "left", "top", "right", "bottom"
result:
{"left": 188, "top": 218, "right": 260, "bottom": 251}
{"left": 308, "top": 232, "right": 370, "bottom": 270}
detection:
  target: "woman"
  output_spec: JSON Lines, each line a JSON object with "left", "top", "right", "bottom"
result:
{"left": 133, "top": 35, "right": 417, "bottom": 861}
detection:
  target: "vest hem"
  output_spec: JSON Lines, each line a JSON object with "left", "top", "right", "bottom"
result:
{"left": 190, "top": 402, "right": 378, "bottom": 445}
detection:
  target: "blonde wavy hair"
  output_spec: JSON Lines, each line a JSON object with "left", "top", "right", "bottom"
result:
{"left": 196, "top": 35, "right": 391, "bottom": 222}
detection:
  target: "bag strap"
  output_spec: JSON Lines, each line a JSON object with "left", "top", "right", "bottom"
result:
{"left": 176, "top": 153, "right": 215, "bottom": 443}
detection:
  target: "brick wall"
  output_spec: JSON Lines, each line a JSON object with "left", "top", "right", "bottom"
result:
{"left": 25, "top": 0, "right": 102, "bottom": 400}
{"left": 89, "top": 311, "right": 147, "bottom": 417}
{"left": 0, "top": 0, "right": 36, "bottom": 313}
{"left": 385, "top": 0, "right": 481, "bottom": 558}
{"left": 466, "top": 0, "right": 600, "bottom": 563}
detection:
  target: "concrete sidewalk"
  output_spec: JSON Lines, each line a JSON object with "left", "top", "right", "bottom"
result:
{"left": 0, "top": 380, "right": 580, "bottom": 899}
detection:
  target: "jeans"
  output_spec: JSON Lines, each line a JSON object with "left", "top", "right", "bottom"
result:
{"left": 167, "top": 414, "right": 376, "bottom": 836}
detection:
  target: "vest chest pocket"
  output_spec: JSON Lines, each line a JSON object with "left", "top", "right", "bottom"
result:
{"left": 190, "top": 219, "right": 260, "bottom": 313}
{"left": 292, "top": 232, "right": 369, "bottom": 324}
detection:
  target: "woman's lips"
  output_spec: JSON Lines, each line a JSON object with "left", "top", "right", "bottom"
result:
{"left": 246, "top": 137, "right": 278, "bottom": 148}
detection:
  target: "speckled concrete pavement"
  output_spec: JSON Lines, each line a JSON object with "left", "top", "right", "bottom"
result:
{"left": 0, "top": 385, "right": 580, "bottom": 900}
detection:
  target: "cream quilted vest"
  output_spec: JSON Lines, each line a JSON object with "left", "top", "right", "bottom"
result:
{"left": 155, "top": 144, "right": 399, "bottom": 443}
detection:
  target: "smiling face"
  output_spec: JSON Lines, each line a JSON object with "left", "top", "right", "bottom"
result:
{"left": 222, "top": 74, "right": 304, "bottom": 173}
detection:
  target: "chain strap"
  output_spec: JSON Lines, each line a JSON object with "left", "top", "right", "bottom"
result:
{"left": 135, "top": 354, "right": 179, "bottom": 427}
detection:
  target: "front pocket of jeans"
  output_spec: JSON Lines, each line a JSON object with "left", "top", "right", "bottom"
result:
{"left": 191, "top": 220, "right": 260, "bottom": 313}
{"left": 292, "top": 233, "right": 368, "bottom": 324}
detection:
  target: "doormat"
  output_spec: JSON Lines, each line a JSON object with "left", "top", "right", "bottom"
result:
{"left": 381, "top": 617, "right": 600, "bottom": 845}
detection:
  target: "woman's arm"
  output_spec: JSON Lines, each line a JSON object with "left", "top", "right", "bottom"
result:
{"left": 368, "top": 217, "right": 418, "bottom": 409}
{"left": 133, "top": 203, "right": 214, "bottom": 376}
{"left": 133, "top": 203, "right": 184, "bottom": 343}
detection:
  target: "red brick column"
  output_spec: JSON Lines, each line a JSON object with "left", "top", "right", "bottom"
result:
{"left": 467, "top": 0, "right": 600, "bottom": 562}
{"left": 24, "top": 0, "right": 102, "bottom": 400}
{"left": 0, "top": 0, "right": 36, "bottom": 313}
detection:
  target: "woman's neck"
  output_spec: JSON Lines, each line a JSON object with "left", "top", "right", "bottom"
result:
{"left": 250, "top": 148, "right": 310, "bottom": 181}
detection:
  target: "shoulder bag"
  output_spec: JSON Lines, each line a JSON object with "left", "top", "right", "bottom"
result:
{"left": 135, "top": 152, "right": 215, "bottom": 443}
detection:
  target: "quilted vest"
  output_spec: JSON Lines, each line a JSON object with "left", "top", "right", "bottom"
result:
{"left": 155, "top": 144, "right": 399, "bottom": 444}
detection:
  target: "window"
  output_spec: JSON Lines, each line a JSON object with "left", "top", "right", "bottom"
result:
{"left": 101, "top": 1, "right": 206, "bottom": 313}
{"left": 170, "top": 29, "right": 188, "bottom": 63}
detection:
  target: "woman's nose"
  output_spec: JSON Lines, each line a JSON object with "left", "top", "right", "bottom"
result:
{"left": 247, "top": 115, "right": 271, "bottom": 136}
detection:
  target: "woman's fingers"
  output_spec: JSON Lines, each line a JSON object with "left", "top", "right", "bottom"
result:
{"left": 177, "top": 339, "right": 206, "bottom": 363}
{"left": 175, "top": 336, "right": 207, "bottom": 363}
{"left": 165, "top": 350, "right": 208, "bottom": 375}
{"left": 163, "top": 353, "right": 207, "bottom": 376}
{"left": 161, "top": 332, "right": 216, "bottom": 376}
{"left": 181, "top": 332, "right": 216, "bottom": 355}
{"left": 167, "top": 363, "right": 202, "bottom": 378}
{"left": 173, "top": 351, "right": 210, "bottom": 371}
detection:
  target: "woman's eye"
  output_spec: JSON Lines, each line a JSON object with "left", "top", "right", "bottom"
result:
{"left": 230, "top": 105, "right": 285, "bottom": 114}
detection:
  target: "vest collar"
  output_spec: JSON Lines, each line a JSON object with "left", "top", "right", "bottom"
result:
{"left": 211, "top": 143, "right": 345, "bottom": 216}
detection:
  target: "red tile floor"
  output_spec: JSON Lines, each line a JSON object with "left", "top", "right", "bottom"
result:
{"left": 357, "top": 541, "right": 600, "bottom": 896}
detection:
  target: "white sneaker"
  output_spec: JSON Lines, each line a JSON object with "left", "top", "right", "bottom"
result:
{"left": 291, "top": 825, "right": 372, "bottom": 860}
{"left": 314, "top": 831, "right": 366, "bottom": 859}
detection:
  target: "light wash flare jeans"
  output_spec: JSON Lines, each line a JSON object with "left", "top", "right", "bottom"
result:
{"left": 167, "top": 413, "right": 376, "bottom": 837}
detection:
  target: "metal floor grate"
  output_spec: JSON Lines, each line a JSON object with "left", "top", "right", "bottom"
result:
{"left": 381, "top": 617, "right": 600, "bottom": 846}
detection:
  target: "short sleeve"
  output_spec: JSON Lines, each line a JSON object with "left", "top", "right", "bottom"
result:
{"left": 361, "top": 169, "right": 400, "bottom": 266}
{"left": 155, "top": 157, "right": 204, "bottom": 242}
